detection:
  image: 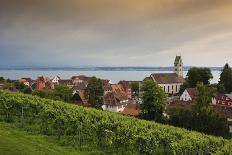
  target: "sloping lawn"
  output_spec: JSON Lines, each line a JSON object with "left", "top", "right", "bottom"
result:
{"left": 0, "top": 122, "right": 97, "bottom": 155}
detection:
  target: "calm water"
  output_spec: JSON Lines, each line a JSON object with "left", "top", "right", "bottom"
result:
{"left": 0, "top": 70, "right": 221, "bottom": 84}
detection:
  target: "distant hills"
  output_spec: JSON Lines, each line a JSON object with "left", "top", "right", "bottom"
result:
{"left": 0, "top": 66, "right": 223, "bottom": 71}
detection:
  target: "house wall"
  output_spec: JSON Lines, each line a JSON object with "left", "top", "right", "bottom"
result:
{"left": 159, "top": 83, "right": 182, "bottom": 94}
{"left": 102, "top": 104, "right": 126, "bottom": 112}
{"left": 216, "top": 95, "right": 232, "bottom": 107}
{"left": 180, "top": 90, "right": 192, "bottom": 101}
{"left": 52, "top": 77, "right": 59, "bottom": 83}
{"left": 24, "top": 82, "right": 30, "bottom": 87}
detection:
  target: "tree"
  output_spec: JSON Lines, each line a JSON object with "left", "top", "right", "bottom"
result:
{"left": 219, "top": 63, "right": 232, "bottom": 93}
{"left": 131, "top": 82, "right": 139, "bottom": 96}
{"left": 169, "top": 84, "right": 229, "bottom": 137}
{"left": 0, "top": 77, "right": 4, "bottom": 82}
{"left": 140, "top": 80, "right": 167, "bottom": 122}
{"left": 85, "top": 77, "right": 104, "bottom": 109}
{"left": 32, "top": 89, "right": 47, "bottom": 98}
{"left": 193, "top": 83, "right": 216, "bottom": 111}
{"left": 23, "top": 87, "right": 32, "bottom": 94}
{"left": 52, "top": 85, "right": 73, "bottom": 102}
{"left": 186, "top": 67, "right": 213, "bottom": 87}
{"left": 14, "top": 81, "right": 26, "bottom": 91}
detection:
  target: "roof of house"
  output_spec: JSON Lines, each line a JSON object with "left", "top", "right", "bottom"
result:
{"left": 186, "top": 88, "right": 198, "bottom": 99}
{"left": 111, "top": 84, "right": 124, "bottom": 93}
{"left": 150, "top": 73, "right": 185, "bottom": 84}
{"left": 103, "top": 84, "right": 112, "bottom": 91}
{"left": 59, "top": 79, "right": 73, "bottom": 85}
{"left": 122, "top": 103, "right": 140, "bottom": 116}
{"left": 72, "top": 83, "right": 87, "bottom": 91}
{"left": 104, "top": 92, "right": 128, "bottom": 106}
{"left": 52, "top": 76, "right": 61, "bottom": 80}
{"left": 174, "top": 56, "right": 181, "bottom": 65}
{"left": 20, "top": 78, "right": 32, "bottom": 82}
{"left": 71, "top": 75, "right": 91, "bottom": 81}
{"left": 37, "top": 76, "right": 49, "bottom": 82}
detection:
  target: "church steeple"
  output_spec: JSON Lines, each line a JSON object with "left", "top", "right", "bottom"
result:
{"left": 174, "top": 56, "right": 183, "bottom": 77}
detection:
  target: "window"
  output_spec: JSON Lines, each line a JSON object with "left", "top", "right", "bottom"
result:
{"left": 168, "top": 86, "right": 169, "bottom": 92}
{"left": 164, "top": 86, "right": 166, "bottom": 91}
{"left": 176, "top": 85, "right": 178, "bottom": 92}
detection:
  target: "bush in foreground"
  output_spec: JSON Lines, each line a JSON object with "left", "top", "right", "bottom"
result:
{"left": 0, "top": 90, "right": 231, "bottom": 154}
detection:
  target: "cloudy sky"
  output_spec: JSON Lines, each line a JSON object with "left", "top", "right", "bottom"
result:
{"left": 0, "top": 0, "right": 232, "bottom": 67}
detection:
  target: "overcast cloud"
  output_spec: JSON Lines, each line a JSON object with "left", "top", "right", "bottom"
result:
{"left": 0, "top": 0, "right": 232, "bottom": 67}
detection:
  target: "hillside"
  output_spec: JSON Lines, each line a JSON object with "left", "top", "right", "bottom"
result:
{"left": 0, "top": 122, "right": 101, "bottom": 155}
{"left": 0, "top": 90, "right": 231, "bottom": 154}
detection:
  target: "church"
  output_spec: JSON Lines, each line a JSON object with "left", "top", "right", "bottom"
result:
{"left": 145, "top": 56, "right": 185, "bottom": 95}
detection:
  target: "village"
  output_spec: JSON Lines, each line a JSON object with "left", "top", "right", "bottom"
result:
{"left": 0, "top": 56, "right": 232, "bottom": 134}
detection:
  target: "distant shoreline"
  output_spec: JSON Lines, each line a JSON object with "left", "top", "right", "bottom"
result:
{"left": 0, "top": 66, "right": 223, "bottom": 71}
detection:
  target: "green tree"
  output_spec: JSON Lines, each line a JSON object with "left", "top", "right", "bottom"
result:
{"left": 186, "top": 67, "right": 213, "bottom": 87}
{"left": 131, "top": 82, "right": 139, "bottom": 96}
{"left": 85, "top": 77, "right": 104, "bottom": 109}
{"left": 193, "top": 83, "right": 216, "bottom": 111}
{"left": 0, "top": 77, "right": 4, "bottom": 82}
{"left": 14, "top": 81, "right": 26, "bottom": 91}
{"left": 23, "top": 87, "right": 32, "bottom": 94}
{"left": 219, "top": 63, "right": 232, "bottom": 93}
{"left": 193, "top": 84, "right": 229, "bottom": 136}
{"left": 32, "top": 89, "right": 47, "bottom": 98}
{"left": 140, "top": 80, "right": 167, "bottom": 122}
{"left": 52, "top": 85, "right": 73, "bottom": 102}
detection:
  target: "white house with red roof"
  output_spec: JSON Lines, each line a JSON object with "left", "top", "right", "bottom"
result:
{"left": 180, "top": 88, "right": 198, "bottom": 101}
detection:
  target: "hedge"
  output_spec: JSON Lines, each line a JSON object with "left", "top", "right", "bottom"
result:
{"left": 0, "top": 90, "right": 231, "bottom": 154}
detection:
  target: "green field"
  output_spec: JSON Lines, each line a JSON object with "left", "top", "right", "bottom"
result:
{"left": 0, "top": 122, "right": 100, "bottom": 155}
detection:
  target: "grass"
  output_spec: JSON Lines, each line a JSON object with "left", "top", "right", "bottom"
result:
{"left": 0, "top": 122, "right": 101, "bottom": 155}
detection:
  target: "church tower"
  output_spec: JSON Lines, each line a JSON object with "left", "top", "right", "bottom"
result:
{"left": 174, "top": 56, "right": 183, "bottom": 77}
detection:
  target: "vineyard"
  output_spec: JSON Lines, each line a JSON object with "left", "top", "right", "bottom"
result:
{"left": 0, "top": 90, "right": 231, "bottom": 154}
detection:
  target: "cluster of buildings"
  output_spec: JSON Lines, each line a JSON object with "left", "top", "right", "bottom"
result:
{"left": 15, "top": 74, "right": 136, "bottom": 114}
{"left": 1, "top": 56, "right": 232, "bottom": 132}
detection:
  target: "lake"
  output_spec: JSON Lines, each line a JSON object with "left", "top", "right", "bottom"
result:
{"left": 0, "top": 70, "right": 221, "bottom": 84}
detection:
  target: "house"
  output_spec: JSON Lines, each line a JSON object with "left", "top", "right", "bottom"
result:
{"left": 32, "top": 76, "right": 54, "bottom": 90}
{"left": 72, "top": 82, "right": 87, "bottom": 94}
{"left": 59, "top": 79, "right": 74, "bottom": 88}
{"left": 118, "top": 81, "right": 132, "bottom": 98}
{"left": 111, "top": 83, "right": 132, "bottom": 99}
{"left": 103, "top": 83, "right": 112, "bottom": 95}
{"left": 103, "top": 92, "right": 129, "bottom": 112}
{"left": 212, "top": 94, "right": 232, "bottom": 107}
{"left": 51, "top": 76, "right": 61, "bottom": 85}
{"left": 145, "top": 56, "right": 185, "bottom": 95}
{"left": 180, "top": 88, "right": 198, "bottom": 101}
{"left": 71, "top": 75, "right": 90, "bottom": 85}
{"left": 18, "top": 78, "right": 32, "bottom": 87}
{"left": 72, "top": 91, "right": 89, "bottom": 106}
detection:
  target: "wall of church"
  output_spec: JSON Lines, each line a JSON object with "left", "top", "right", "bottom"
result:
{"left": 159, "top": 83, "right": 182, "bottom": 94}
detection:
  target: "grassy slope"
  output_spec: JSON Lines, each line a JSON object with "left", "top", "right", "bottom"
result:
{"left": 0, "top": 122, "right": 94, "bottom": 155}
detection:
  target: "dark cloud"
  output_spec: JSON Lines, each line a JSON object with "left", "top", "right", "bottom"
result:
{"left": 0, "top": 0, "right": 232, "bottom": 67}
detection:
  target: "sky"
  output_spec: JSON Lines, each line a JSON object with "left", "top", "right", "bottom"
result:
{"left": 0, "top": 0, "right": 232, "bottom": 68}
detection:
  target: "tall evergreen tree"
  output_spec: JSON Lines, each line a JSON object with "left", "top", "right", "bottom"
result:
{"left": 219, "top": 63, "right": 232, "bottom": 93}
{"left": 140, "top": 80, "right": 167, "bottom": 122}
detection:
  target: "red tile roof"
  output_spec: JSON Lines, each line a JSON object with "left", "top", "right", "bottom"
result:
{"left": 186, "top": 88, "right": 198, "bottom": 99}
{"left": 122, "top": 103, "right": 140, "bottom": 116}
